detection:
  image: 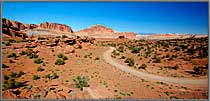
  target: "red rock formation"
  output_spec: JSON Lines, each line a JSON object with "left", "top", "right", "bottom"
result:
{"left": 115, "top": 32, "right": 136, "bottom": 39}
{"left": 75, "top": 25, "right": 136, "bottom": 39}
{"left": 75, "top": 25, "right": 115, "bottom": 35}
{"left": 2, "top": 18, "right": 74, "bottom": 41}
{"left": 39, "top": 22, "right": 73, "bottom": 33}
{"left": 2, "top": 18, "right": 28, "bottom": 41}
{"left": 25, "top": 24, "right": 38, "bottom": 29}
{"left": 2, "top": 18, "right": 25, "bottom": 30}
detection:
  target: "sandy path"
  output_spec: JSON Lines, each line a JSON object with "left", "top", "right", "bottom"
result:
{"left": 84, "top": 86, "right": 113, "bottom": 99}
{"left": 85, "top": 88, "right": 102, "bottom": 99}
{"left": 103, "top": 47, "right": 208, "bottom": 86}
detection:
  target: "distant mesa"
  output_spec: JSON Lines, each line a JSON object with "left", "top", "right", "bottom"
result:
{"left": 39, "top": 22, "right": 73, "bottom": 33}
{"left": 75, "top": 24, "right": 136, "bottom": 39}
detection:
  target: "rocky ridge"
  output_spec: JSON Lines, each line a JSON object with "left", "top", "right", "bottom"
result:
{"left": 74, "top": 25, "right": 136, "bottom": 39}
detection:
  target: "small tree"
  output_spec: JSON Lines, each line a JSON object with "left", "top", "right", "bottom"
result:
{"left": 55, "top": 59, "right": 65, "bottom": 65}
{"left": 73, "top": 75, "right": 89, "bottom": 91}
{"left": 7, "top": 53, "right": 17, "bottom": 59}
{"left": 117, "top": 46, "right": 124, "bottom": 53}
{"left": 37, "top": 66, "right": 44, "bottom": 72}
{"left": 32, "top": 75, "right": 40, "bottom": 80}
{"left": 138, "top": 64, "right": 147, "bottom": 69}
{"left": 34, "top": 58, "right": 43, "bottom": 64}
{"left": 125, "top": 58, "right": 135, "bottom": 66}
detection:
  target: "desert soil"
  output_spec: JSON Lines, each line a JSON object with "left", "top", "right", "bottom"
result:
{"left": 2, "top": 37, "right": 208, "bottom": 99}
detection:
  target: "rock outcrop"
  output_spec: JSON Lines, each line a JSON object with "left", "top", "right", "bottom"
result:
{"left": 115, "top": 32, "right": 136, "bottom": 39}
{"left": 39, "top": 22, "right": 73, "bottom": 33}
{"left": 74, "top": 25, "right": 136, "bottom": 39}
{"left": 76, "top": 25, "right": 114, "bottom": 35}
{"left": 2, "top": 18, "right": 136, "bottom": 40}
{"left": 2, "top": 18, "right": 28, "bottom": 41}
{"left": 25, "top": 24, "right": 38, "bottom": 29}
{"left": 2, "top": 18, "right": 26, "bottom": 30}
{"left": 2, "top": 18, "right": 74, "bottom": 41}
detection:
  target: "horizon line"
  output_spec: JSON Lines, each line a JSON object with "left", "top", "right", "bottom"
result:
{"left": 2, "top": 17, "right": 208, "bottom": 35}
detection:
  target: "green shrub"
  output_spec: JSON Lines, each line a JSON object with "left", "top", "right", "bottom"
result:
{"left": 56, "top": 36, "right": 61, "bottom": 38}
{"left": 38, "top": 37, "right": 46, "bottom": 40}
{"left": 21, "top": 39, "right": 28, "bottom": 42}
{"left": 153, "top": 56, "right": 161, "bottom": 63}
{"left": 9, "top": 71, "right": 24, "bottom": 78}
{"left": 174, "top": 47, "right": 180, "bottom": 51}
{"left": 62, "top": 35, "right": 68, "bottom": 38}
{"left": 29, "top": 53, "right": 38, "bottom": 59}
{"left": 164, "top": 65, "right": 179, "bottom": 70}
{"left": 78, "top": 45, "right": 82, "bottom": 49}
{"left": 62, "top": 55, "right": 68, "bottom": 60}
{"left": 17, "top": 71, "right": 24, "bottom": 78}
{"left": 57, "top": 53, "right": 64, "bottom": 58}
{"left": 164, "top": 92, "right": 173, "bottom": 96}
{"left": 187, "top": 48, "right": 195, "bottom": 55}
{"left": 55, "top": 59, "right": 65, "bottom": 65}
{"left": 5, "top": 42, "right": 11, "bottom": 46}
{"left": 2, "top": 64, "right": 9, "bottom": 68}
{"left": 112, "top": 50, "right": 120, "bottom": 56}
{"left": 4, "top": 75, "right": 9, "bottom": 80}
{"left": 117, "top": 46, "right": 124, "bottom": 53}
{"left": 121, "top": 56, "right": 126, "bottom": 59}
{"left": 139, "top": 64, "right": 147, "bottom": 69}
{"left": 7, "top": 53, "right": 17, "bottom": 59}
{"left": 125, "top": 58, "right": 135, "bottom": 66}
{"left": 44, "top": 74, "right": 51, "bottom": 79}
{"left": 32, "top": 75, "right": 40, "bottom": 80}
{"left": 131, "top": 47, "right": 141, "bottom": 53}
{"left": 3, "top": 79, "right": 23, "bottom": 89}
{"left": 8, "top": 39, "right": 16, "bottom": 43}
{"left": 34, "top": 58, "right": 43, "bottom": 64}
{"left": 43, "top": 73, "right": 59, "bottom": 80}
{"left": 19, "top": 51, "right": 26, "bottom": 55}
{"left": 51, "top": 73, "right": 59, "bottom": 79}
{"left": 9, "top": 72, "right": 17, "bottom": 78}
{"left": 73, "top": 75, "right": 89, "bottom": 91}
{"left": 37, "top": 66, "right": 44, "bottom": 72}
{"left": 26, "top": 49, "right": 34, "bottom": 56}
{"left": 57, "top": 53, "right": 68, "bottom": 60}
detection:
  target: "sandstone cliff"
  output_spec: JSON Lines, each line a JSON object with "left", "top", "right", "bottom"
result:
{"left": 74, "top": 25, "right": 136, "bottom": 39}
{"left": 2, "top": 18, "right": 28, "bottom": 41}
{"left": 39, "top": 22, "right": 73, "bottom": 33}
{"left": 2, "top": 18, "right": 74, "bottom": 40}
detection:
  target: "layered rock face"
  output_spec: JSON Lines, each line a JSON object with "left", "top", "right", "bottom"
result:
{"left": 75, "top": 25, "right": 136, "bottom": 39}
{"left": 75, "top": 25, "right": 114, "bottom": 35}
{"left": 25, "top": 24, "right": 38, "bottom": 29}
{"left": 2, "top": 18, "right": 74, "bottom": 40}
{"left": 2, "top": 18, "right": 136, "bottom": 40}
{"left": 2, "top": 18, "right": 28, "bottom": 40}
{"left": 39, "top": 22, "right": 73, "bottom": 33}
{"left": 115, "top": 32, "right": 136, "bottom": 39}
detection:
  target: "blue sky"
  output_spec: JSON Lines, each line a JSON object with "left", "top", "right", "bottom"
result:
{"left": 2, "top": 2, "right": 209, "bottom": 34}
